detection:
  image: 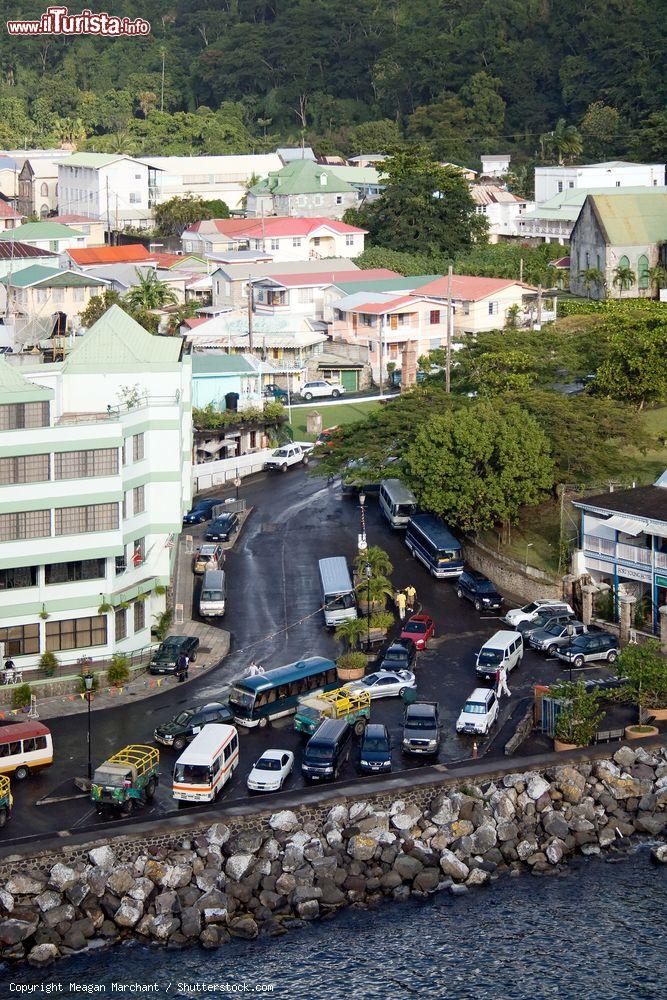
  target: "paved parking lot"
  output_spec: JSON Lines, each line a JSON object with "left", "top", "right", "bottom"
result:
{"left": 4, "top": 465, "right": 615, "bottom": 844}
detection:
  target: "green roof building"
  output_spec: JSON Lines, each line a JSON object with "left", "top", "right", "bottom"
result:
{"left": 246, "top": 159, "right": 360, "bottom": 221}
{"left": 0, "top": 219, "right": 86, "bottom": 252}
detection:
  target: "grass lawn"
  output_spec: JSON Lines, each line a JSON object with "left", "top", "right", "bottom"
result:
{"left": 289, "top": 400, "right": 380, "bottom": 440}
{"left": 634, "top": 405, "right": 667, "bottom": 483}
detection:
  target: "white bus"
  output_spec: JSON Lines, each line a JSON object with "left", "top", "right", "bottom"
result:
{"left": 319, "top": 556, "right": 357, "bottom": 628}
{"left": 0, "top": 721, "right": 53, "bottom": 780}
{"left": 379, "top": 478, "right": 417, "bottom": 529}
{"left": 172, "top": 724, "right": 238, "bottom": 803}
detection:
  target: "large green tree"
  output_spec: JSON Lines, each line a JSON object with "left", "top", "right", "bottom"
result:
{"left": 595, "top": 317, "right": 667, "bottom": 409}
{"left": 154, "top": 195, "right": 229, "bottom": 237}
{"left": 404, "top": 400, "right": 554, "bottom": 533}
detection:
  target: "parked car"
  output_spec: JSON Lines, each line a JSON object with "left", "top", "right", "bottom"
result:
{"left": 264, "top": 444, "right": 309, "bottom": 472}
{"left": 516, "top": 610, "right": 574, "bottom": 641}
{"left": 457, "top": 570, "right": 503, "bottom": 612}
{"left": 504, "top": 599, "right": 573, "bottom": 627}
{"left": 149, "top": 635, "right": 199, "bottom": 675}
{"left": 300, "top": 380, "right": 345, "bottom": 400}
{"left": 247, "top": 749, "right": 295, "bottom": 793}
{"left": 204, "top": 512, "right": 239, "bottom": 542}
{"left": 556, "top": 631, "right": 619, "bottom": 668}
{"left": 193, "top": 543, "right": 224, "bottom": 575}
{"left": 402, "top": 701, "right": 440, "bottom": 755}
{"left": 359, "top": 724, "right": 392, "bottom": 774}
{"left": 529, "top": 620, "right": 588, "bottom": 655}
{"left": 183, "top": 498, "right": 224, "bottom": 525}
{"left": 263, "top": 383, "right": 289, "bottom": 401}
{"left": 400, "top": 614, "right": 435, "bottom": 650}
{"left": 379, "top": 639, "right": 417, "bottom": 673}
{"left": 301, "top": 718, "right": 353, "bottom": 782}
{"left": 154, "top": 701, "right": 233, "bottom": 751}
{"left": 456, "top": 687, "right": 499, "bottom": 736}
{"left": 345, "top": 669, "right": 416, "bottom": 700}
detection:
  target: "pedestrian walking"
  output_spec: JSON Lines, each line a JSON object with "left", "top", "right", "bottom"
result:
{"left": 405, "top": 585, "right": 417, "bottom": 613}
{"left": 176, "top": 652, "right": 189, "bottom": 683}
{"left": 496, "top": 663, "right": 511, "bottom": 698}
{"left": 247, "top": 662, "right": 265, "bottom": 676}
{"left": 395, "top": 590, "right": 407, "bottom": 621}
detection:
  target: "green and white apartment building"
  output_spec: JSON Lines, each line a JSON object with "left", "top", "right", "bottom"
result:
{"left": 0, "top": 305, "right": 192, "bottom": 671}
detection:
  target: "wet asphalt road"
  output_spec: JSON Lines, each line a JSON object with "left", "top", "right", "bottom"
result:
{"left": 7, "top": 466, "right": 614, "bottom": 842}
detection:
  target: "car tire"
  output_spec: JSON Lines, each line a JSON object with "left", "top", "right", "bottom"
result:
{"left": 354, "top": 719, "right": 366, "bottom": 737}
{"left": 607, "top": 650, "right": 618, "bottom": 663}
{"left": 173, "top": 737, "right": 186, "bottom": 752}
{"left": 304, "top": 393, "right": 313, "bottom": 401}
{"left": 457, "top": 588, "right": 463, "bottom": 599}
{"left": 14, "top": 765, "right": 29, "bottom": 781}
{"left": 145, "top": 777, "right": 156, "bottom": 801}
{"left": 398, "top": 687, "right": 406, "bottom": 699}
{"left": 547, "top": 644, "right": 558, "bottom": 657}
{"left": 189, "top": 651, "right": 197, "bottom": 663}
{"left": 331, "top": 390, "right": 340, "bottom": 398}
{"left": 573, "top": 655, "right": 585, "bottom": 668}
{"left": 302, "top": 455, "right": 309, "bottom": 466}
{"left": 474, "top": 599, "right": 482, "bottom": 611}
{"left": 281, "top": 463, "right": 288, "bottom": 473}
{"left": 0, "top": 807, "right": 7, "bottom": 828}
{"left": 121, "top": 799, "right": 133, "bottom": 816}
{"left": 258, "top": 717, "right": 268, "bottom": 729}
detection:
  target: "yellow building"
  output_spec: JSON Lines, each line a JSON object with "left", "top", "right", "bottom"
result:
{"left": 1, "top": 265, "right": 107, "bottom": 331}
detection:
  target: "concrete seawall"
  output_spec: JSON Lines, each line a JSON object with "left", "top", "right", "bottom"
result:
{"left": 1, "top": 740, "right": 665, "bottom": 967}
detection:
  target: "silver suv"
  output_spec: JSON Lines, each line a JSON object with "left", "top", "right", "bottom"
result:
{"left": 529, "top": 620, "right": 587, "bottom": 655}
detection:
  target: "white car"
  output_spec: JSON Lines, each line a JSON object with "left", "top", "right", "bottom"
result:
{"left": 264, "top": 444, "right": 309, "bottom": 472}
{"left": 456, "top": 687, "right": 499, "bottom": 736}
{"left": 300, "top": 380, "right": 345, "bottom": 400}
{"left": 345, "top": 670, "right": 416, "bottom": 700}
{"left": 246, "top": 749, "right": 294, "bottom": 793}
{"left": 504, "top": 599, "right": 573, "bottom": 628}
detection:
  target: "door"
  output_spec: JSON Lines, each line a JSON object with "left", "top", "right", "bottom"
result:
{"left": 341, "top": 370, "right": 358, "bottom": 391}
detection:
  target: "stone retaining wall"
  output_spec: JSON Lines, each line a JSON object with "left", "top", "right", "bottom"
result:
{"left": 463, "top": 538, "right": 561, "bottom": 603}
{"left": 1, "top": 743, "right": 666, "bottom": 967}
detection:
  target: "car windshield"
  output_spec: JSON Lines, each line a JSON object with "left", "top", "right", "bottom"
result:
{"left": 364, "top": 736, "right": 389, "bottom": 752}
{"left": 476, "top": 580, "right": 497, "bottom": 594}
{"left": 201, "top": 590, "right": 223, "bottom": 601}
{"left": 328, "top": 592, "right": 356, "bottom": 610}
{"left": 384, "top": 648, "right": 407, "bottom": 661}
{"left": 396, "top": 503, "right": 416, "bottom": 516}
{"left": 299, "top": 706, "right": 320, "bottom": 721}
{"left": 305, "top": 744, "right": 331, "bottom": 760}
{"left": 403, "top": 621, "right": 426, "bottom": 633}
{"left": 228, "top": 686, "right": 255, "bottom": 710}
{"left": 463, "top": 702, "right": 486, "bottom": 715}
{"left": 522, "top": 602, "right": 539, "bottom": 613}
{"left": 255, "top": 758, "right": 281, "bottom": 771}
{"left": 545, "top": 623, "right": 564, "bottom": 637}
{"left": 174, "top": 763, "right": 210, "bottom": 785}
{"left": 437, "top": 550, "right": 458, "bottom": 562}
{"left": 273, "top": 449, "right": 288, "bottom": 457}
{"left": 407, "top": 713, "right": 434, "bottom": 729}
{"left": 93, "top": 769, "right": 128, "bottom": 787}
{"left": 173, "top": 711, "right": 193, "bottom": 726}
{"left": 478, "top": 648, "right": 502, "bottom": 666}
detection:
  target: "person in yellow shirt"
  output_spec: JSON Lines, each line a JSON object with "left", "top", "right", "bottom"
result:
{"left": 395, "top": 590, "right": 407, "bottom": 620}
{"left": 405, "top": 585, "right": 417, "bottom": 613}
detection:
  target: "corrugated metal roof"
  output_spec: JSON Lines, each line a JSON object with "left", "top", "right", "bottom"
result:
{"left": 588, "top": 192, "right": 667, "bottom": 245}
{"left": 0, "top": 221, "right": 84, "bottom": 241}
{"left": 333, "top": 275, "right": 440, "bottom": 295}
{"left": 68, "top": 244, "right": 152, "bottom": 265}
{"left": 0, "top": 241, "right": 56, "bottom": 260}
{"left": 0, "top": 358, "right": 53, "bottom": 403}
{"left": 192, "top": 353, "right": 256, "bottom": 374}
{"left": 0, "top": 264, "right": 105, "bottom": 289}
{"left": 63, "top": 304, "right": 182, "bottom": 372}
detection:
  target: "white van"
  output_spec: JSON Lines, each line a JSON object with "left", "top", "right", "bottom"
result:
{"left": 379, "top": 478, "right": 417, "bottom": 529}
{"left": 172, "top": 724, "right": 238, "bottom": 803}
{"left": 456, "top": 687, "right": 499, "bottom": 736}
{"left": 475, "top": 630, "right": 523, "bottom": 679}
{"left": 319, "top": 556, "right": 357, "bottom": 627}
{"left": 199, "top": 569, "right": 226, "bottom": 618}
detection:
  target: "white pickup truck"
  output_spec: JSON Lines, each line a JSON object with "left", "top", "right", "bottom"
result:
{"left": 264, "top": 443, "right": 311, "bottom": 472}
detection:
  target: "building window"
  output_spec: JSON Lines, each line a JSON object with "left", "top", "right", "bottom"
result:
{"left": 297, "top": 287, "right": 314, "bottom": 304}
{"left": 134, "top": 600, "right": 145, "bottom": 632}
{"left": 568, "top": 181, "right": 574, "bottom": 188}
{"left": 74, "top": 287, "right": 85, "bottom": 303}
{"left": 40, "top": 182, "right": 49, "bottom": 197}
{"left": 115, "top": 552, "right": 126, "bottom": 574}
{"left": 270, "top": 239, "right": 279, "bottom": 251}
{"left": 45, "top": 615, "right": 107, "bottom": 652}
{"left": 429, "top": 310, "right": 440, "bottom": 325}
{"left": 488, "top": 301, "right": 498, "bottom": 315}
{"left": 0, "top": 623, "right": 40, "bottom": 656}
{"left": 49, "top": 241, "right": 58, "bottom": 251}
{"left": 132, "top": 433, "right": 144, "bottom": 462}
{"left": 0, "top": 566, "right": 38, "bottom": 590}
{"left": 0, "top": 453, "right": 49, "bottom": 485}
{"left": 45, "top": 558, "right": 106, "bottom": 584}
{"left": 249, "top": 431, "right": 257, "bottom": 449}
{"left": 292, "top": 238, "right": 302, "bottom": 247}
{"left": 0, "top": 509, "right": 51, "bottom": 542}
{"left": 54, "top": 503, "right": 119, "bottom": 536}
{"left": 638, "top": 254, "right": 650, "bottom": 290}
{"left": 133, "top": 485, "right": 145, "bottom": 514}
{"left": 336, "top": 196, "right": 343, "bottom": 205}
{"left": 54, "top": 448, "right": 118, "bottom": 480}
{"left": 129, "top": 192, "right": 141, "bottom": 204}
{"left": 115, "top": 607, "right": 127, "bottom": 641}
{"left": 615, "top": 181, "right": 621, "bottom": 187}
{"left": 345, "top": 234, "right": 354, "bottom": 246}
{"left": 0, "top": 401, "right": 49, "bottom": 430}
{"left": 557, "top": 182, "right": 563, "bottom": 193}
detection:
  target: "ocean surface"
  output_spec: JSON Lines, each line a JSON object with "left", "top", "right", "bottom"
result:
{"left": 4, "top": 846, "right": 666, "bottom": 1000}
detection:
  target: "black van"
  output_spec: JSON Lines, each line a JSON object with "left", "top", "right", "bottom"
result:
{"left": 301, "top": 718, "right": 353, "bottom": 782}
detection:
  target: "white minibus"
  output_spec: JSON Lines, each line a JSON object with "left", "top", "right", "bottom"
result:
{"left": 172, "top": 724, "right": 238, "bottom": 803}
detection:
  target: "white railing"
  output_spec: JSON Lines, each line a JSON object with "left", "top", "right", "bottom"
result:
{"left": 655, "top": 551, "right": 667, "bottom": 570}
{"left": 584, "top": 534, "right": 615, "bottom": 556}
{"left": 617, "top": 542, "right": 652, "bottom": 565}
{"left": 193, "top": 448, "right": 275, "bottom": 492}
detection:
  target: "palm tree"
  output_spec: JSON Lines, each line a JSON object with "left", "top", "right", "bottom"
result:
{"left": 540, "top": 119, "right": 583, "bottom": 165}
{"left": 125, "top": 270, "right": 178, "bottom": 311}
{"left": 354, "top": 545, "right": 393, "bottom": 580}
{"left": 334, "top": 617, "right": 366, "bottom": 651}
{"left": 646, "top": 264, "right": 667, "bottom": 298}
{"left": 611, "top": 264, "right": 636, "bottom": 297}
{"left": 578, "top": 267, "right": 605, "bottom": 299}
{"left": 165, "top": 301, "right": 198, "bottom": 335}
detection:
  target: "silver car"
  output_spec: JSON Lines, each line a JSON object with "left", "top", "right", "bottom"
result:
{"left": 530, "top": 620, "right": 587, "bottom": 655}
{"left": 345, "top": 670, "right": 416, "bottom": 700}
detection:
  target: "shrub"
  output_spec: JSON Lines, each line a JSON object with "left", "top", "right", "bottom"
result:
{"left": 152, "top": 610, "right": 172, "bottom": 642}
{"left": 551, "top": 679, "right": 604, "bottom": 747}
{"left": 107, "top": 654, "right": 130, "bottom": 686}
{"left": 77, "top": 672, "right": 100, "bottom": 695}
{"left": 615, "top": 640, "right": 667, "bottom": 712}
{"left": 11, "top": 683, "right": 32, "bottom": 710}
{"left": 369, "top": 610, "right": 395, "bottom": 631}
{"left": 336, "top": 652, "right": 367, "bottom": 675}
{"left": 39, "top": 651, "right": 59, "bottom": 678}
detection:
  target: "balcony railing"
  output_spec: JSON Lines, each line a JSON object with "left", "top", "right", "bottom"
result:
{"left": 56, "top": 394, "right": 181, "bottom": 426}
{"left": 617, "top": 542, "right": 652, "bottom": 565}
{"left": 585, "top": 534, "right": 662, "bottom": 568}
{"left": 584, "top": 534, "right": 615, "bottom": 557}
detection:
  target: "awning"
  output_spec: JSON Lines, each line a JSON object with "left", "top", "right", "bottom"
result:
{"left": 604, "top": 515, "right": 649, "bottom": 536}
{"left": 586, "top": 519, "right": 616, "bottom": 538}
{"left": 649, "top": 523, "right": 667, "bottom": 539}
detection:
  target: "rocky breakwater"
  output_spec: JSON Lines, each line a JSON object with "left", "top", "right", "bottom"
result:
{"left": 2, "top": 744, "right": 667, "bottom": 968}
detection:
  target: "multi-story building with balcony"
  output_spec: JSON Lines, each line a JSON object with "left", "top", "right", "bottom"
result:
{"left": 572, "top": 473, "right": 667, "bottom": 633}
{"left": 0, "top": 304, "right": 192, "bottom": 671}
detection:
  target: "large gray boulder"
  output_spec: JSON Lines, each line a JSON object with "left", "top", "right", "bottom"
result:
{"left": 269, "top": 810, "right": 299, "bottom": 834}
{"left": 114, "top": 898, "right": 143, "bottom": 928}
{"left": 49, "top": 864, "right": 79, "bottom": 893}
{"left": 347, "top": 835, "right": 378, "bottom": 862}
{"left": 439, "top": 850, "right": 470, "bottom": 881}
{"left": 27, "top": 943, "right": 58, "bottom": 967}
{"left": 225, "top": 854, "right": 254, "bottom": 882}
{"left": 6, "top": 873, "right": 45, "bottom": 896}
{"left": 88, "top": 846, "right": 116, "bottom": 869}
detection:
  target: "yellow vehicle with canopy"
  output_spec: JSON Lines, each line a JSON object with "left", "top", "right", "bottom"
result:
{"left": 294, "top": 687, "right": 371, "bottom": 737}
{"left": 0, "top": 774, "right": 12, "bottom": 828}
{"left": 91, "top": 745, "right": 160, "bottom": 816}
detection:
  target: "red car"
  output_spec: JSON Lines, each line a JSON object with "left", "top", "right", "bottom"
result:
{"left": 400, "top": 614, "right": 435, "bottom": 650}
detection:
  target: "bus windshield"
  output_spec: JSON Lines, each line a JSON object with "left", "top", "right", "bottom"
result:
{"left": 174, "top": 763, "right": 210, "bottom": 784}
{"left": 326, "top": 592, "right": 356, "bottom": 611}
{"left": 437, "top": 549, "right": 459, "bottom": 563}
{"left": 228, "top": 686, "right": 255, "bottom": 711}
{"left": 478, "top": 648, "right": 502, "bottom": 666}
{"left": 201, "top": 589, "right": 223, "bottom": 601}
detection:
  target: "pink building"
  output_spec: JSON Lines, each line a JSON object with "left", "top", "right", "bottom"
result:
{"left": 330, "top": 291, "right": 451, "bottom": 381}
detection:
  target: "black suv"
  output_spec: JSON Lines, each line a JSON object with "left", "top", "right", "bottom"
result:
{"left": 301, "top": 718, "right": 353, "bottom": 782}
{"left": 205, "top": 512, "right": 239, "bottom": 542}
{"left": 359, "top": 724, "right": 392, "bottom": 774}
{"left": 402, "top": 701, "right": 441, "bottom": 755}
{"left": 380, "top": 639, "right": 417, "bottom": 673}
{"left": 457, "top": 570, "right": 503, "bottom": 612}
{"left": 149, "top": 635, "right": 199, "bottom": 675}
{"left": 556, "top": 631, "right": 619, "bottom": 668}
{"left": 154, "top": 701, "right": 232, "bottom": 750}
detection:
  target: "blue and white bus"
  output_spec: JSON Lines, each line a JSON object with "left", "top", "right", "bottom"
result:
{"left": 405, "top": 514, "right": 464, "bottom": 578}
{"left": 228, "top": 656, "right": 338, "bottom": 727}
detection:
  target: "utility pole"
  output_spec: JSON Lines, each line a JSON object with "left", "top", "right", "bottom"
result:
{"left": 160, "top": 47, "right": 166, "bottom": 113}
{"left": 105, "top": 176, "right": 111, "bottom": 241}
{"left": 537, "top": 283, "right": 543, "bottom": 328}
{"left": 445, "top": 264, "right": 453, "bottom": 394}
{"left": 519, "top": 257, "right": 524, "bottom": 283}
{"left": 246, "top": 278, "right": 254, "bottom": 353}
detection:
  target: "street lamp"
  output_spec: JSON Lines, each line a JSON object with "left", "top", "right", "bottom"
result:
{"left": 84, "top": 673, "right": 94, "bottom": 782}
{"left": 358, "top": 491, "right": 367, "bottom": 553}
{"left": 525, "top": 542, "right": 534, "bottom": 571}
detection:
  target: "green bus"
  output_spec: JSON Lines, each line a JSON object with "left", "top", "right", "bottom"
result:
{"left": 228, "top": 656, "right": 338, "bottom": 728}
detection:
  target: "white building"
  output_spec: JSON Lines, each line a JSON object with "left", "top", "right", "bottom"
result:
{"left": 57, "top": 153, "right": 162, "bottom": 230}
{"left": 143, "top": 153, "right": 283, "bottom": 213}
{"left": 471, "top": 186, "right": 534, "bottom": 241}
{"left": 0, "top": 305, "right": 192, "bottom": 671}
{"left": 183, "top": 217, "right": 366, "bottom": 262}
{"left": 480, "top": 154, "right": 511, "bottom": 178}
{"left": 534, "top": 160, "right": 665, "bottom": 206}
